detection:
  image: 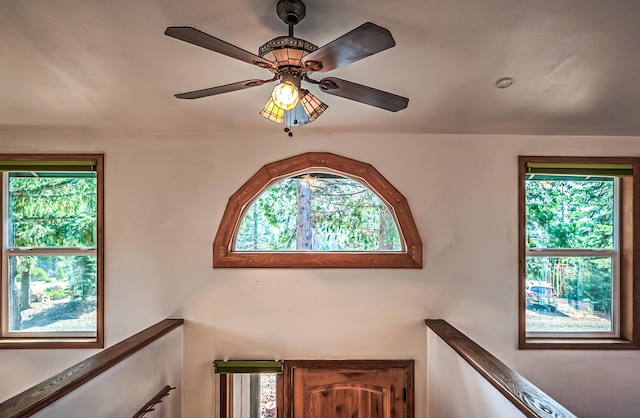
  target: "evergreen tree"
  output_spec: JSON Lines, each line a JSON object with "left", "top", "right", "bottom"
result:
{"left": 525, "top": 176, "right": 614, "bottom": 312}
{"left": 235, "top": 174, "right": 401, "bottom": 251}
{"left": 8, "top": 174, "right": 97, "bottom": 329}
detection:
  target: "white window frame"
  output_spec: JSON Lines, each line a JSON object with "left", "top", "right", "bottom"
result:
{"left": 525, "top": 177, "right": 620, "bottom": 339}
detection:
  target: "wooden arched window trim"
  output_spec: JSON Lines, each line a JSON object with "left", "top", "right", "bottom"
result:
{"left": 213, "top": 152, "right": 422, "bottom": 268}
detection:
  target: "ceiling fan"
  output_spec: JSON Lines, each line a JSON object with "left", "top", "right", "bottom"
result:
{"left": 165, "top": 0, "right": 409, "bottom": 134}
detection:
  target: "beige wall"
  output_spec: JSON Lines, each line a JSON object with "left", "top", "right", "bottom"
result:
{"left": 31, "top": 327, "right": 182, "bottom": 418}
{"left": 426, "top": 328, "right": 525, "bottom": 418}
{"left": 1, "top": 132, "right": 640, "bottom": 417}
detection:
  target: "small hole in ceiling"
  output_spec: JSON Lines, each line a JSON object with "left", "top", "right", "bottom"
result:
{"left": 496, "top": 77, "right": 513, "bottom": 89}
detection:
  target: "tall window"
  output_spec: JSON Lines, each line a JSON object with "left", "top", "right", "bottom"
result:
{"left": 0, "top": 155, "right": 103, "bottom": 348}
{"left": 519, "top": 156, "right": 639, "bottom": 349}
{"left": 214, "top": 152, "right": 422, "bottom": 268}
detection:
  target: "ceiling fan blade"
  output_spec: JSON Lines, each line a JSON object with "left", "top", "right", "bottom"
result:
{"left": 302, "top": 22, "right": 396, "bottom": 72}
{"left": 175, "top": 79, "right": 271, "bottom": 99}
{"left": 318, "top": 77, "right": 409, "bottom": 112}
{"left": 165, "top": 26, "right": 275, "bottom": 70}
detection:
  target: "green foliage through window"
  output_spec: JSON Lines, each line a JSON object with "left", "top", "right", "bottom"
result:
{"left": 525, "top": 174, "right": 616, "bottom": 333}
{"left": 525, "top": 176, "right": 614, "bottom": 250}
{"left": 9, "top": 174, "right": 97, "bottom": 248}
{"left": 235, "top": 173, "right": 401, "bottom": 251}
{"left": 6, "top": 172, "right": 98, "bottom": 334}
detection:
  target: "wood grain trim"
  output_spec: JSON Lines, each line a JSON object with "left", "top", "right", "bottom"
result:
{"left": 0, "top": 318, "right": 184, "bottom": 418}
{"left": 425, "top": 319, "right": 576, "bottom": 418}
{"left": 219, "top": 374, "right": 232, "bottom": 418}
{"left": 213, "top": 152, "right": 423, "bottom": 268}
{"left": 518, "top": 156, "right": 527, "bottom": 349}
{"left": 631, "top": 159, "right": 640, "bottom": 348}
{"left": 518, "top": 156, "right": 640, "bottom": 349}
{"left": 283, "top": 359, "right": 414, "bottom": 418}
{"left": 95, "top": 155, "right": 105, "bottom": 349}
{"left": 213, "top": 252, "right": 421, "bottom": 268}
{"left": 0, "top": 154, "right": 105, "bottom": 349}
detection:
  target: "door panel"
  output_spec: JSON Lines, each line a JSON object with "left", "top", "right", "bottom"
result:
{"left": 284, "top": 360, "right": 413, "bottom": 418}
{"left": 308, "top": 384, "right": 389, "bottom": 418}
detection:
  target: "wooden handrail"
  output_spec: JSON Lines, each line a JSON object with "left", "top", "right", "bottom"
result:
{"left": 0, "top": 318, "right": 184, "bottom": 418}
{"left": 425, "top": 319, "right": 576, "bottom": 418}
{"left": 132, "top": 384, "right": 175, "bottom": 418}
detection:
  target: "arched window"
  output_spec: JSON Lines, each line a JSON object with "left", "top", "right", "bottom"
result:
{"left": 213, "top": 152, "right": 422, "bottom": 268}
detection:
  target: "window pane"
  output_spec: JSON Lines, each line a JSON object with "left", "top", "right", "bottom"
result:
{"left": 525, "top": 256, "right": 613, "bottom": 333}
{"left": 525, "top": 177, "right": 614, "bottom": 249}
{"left": 8, "top": 255, "right": 97, "bottom": 334}
{"left": 228, "top": 373, "right": 277, "bottom": 418}
{"left": 235, "top": 174, "right": 401, "bottom": 251}
{"left": 8, "top": 173, "right": 97, "bottom": 248}
{"left": 260, "top": 373, "right": 276, "bottom": 417}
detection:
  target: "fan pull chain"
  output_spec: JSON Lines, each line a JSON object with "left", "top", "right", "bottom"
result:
{"left": 283, "top": 107, "right": 298, "bottom": 137}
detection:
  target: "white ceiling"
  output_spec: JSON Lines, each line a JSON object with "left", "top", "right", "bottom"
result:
{"left": 2, "top": 0, "right": 640, "bottom": 136}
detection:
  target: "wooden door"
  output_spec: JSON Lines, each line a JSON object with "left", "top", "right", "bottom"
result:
{"left": 283, "top": 360, "right": 414, "bottom": 418}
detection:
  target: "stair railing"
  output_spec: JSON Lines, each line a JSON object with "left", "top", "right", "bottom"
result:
{"left": 425, "top": 319, "right": 576, "bottom": 418}
{"left": 0, "top": 318, "right": 183, "bottom": 418}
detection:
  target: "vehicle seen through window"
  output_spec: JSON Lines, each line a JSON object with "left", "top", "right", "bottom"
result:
{"left": 524, "top": 166, "right": 617, "bottom": 336}
{"left": 520, "top": 157, "right": 640, "bottom": 349}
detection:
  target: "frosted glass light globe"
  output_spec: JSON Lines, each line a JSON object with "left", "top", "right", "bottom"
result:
{"left": 271, "top": 82, "right": 299, "bottom": 110}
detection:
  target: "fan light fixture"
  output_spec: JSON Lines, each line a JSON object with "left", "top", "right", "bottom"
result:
{"left": 165, "top": 0, "right": 410, "bottom": 137}
{"left": 259, "top": 40, "right": 327, "bottom": 135}
{"left": 260, "top": 70, "right": 327, "bottom": 135}
{"left": 271, "top": 82, "right": 299, "bottom": 110}
{"left": 297, "top": 90, "right": 328, "bottom": 122}
{"left": 260, "top": 89, "right": 328, "bottom": 130}
{"left": 260, "top": 98, "right": 286, "bottom": 124}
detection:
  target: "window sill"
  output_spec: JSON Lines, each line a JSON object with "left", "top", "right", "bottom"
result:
{"left": 521, "top": 337, "right": 639, "bottom": 350}
{"left": 214, "top": 249, "right": 422, "bottom": 268}
{"left": 0, "top": 337, "right": 102, "bottom": 349}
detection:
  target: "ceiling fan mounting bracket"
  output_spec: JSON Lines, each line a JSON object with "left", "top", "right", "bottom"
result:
{"left": 277, "top": 0, "right": 306, "bottom": 26}
{"left": 279, "top": 71, "right": 302, "bottom": 88}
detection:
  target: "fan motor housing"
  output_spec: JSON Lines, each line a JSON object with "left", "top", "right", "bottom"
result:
{"left": 258, "top": 36, "right": 318, "bottom": 70}
{"left": 277, "top": 0, "right": 306, "bottom": 25}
